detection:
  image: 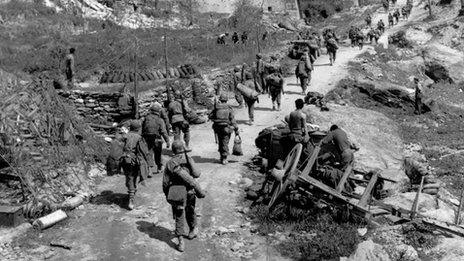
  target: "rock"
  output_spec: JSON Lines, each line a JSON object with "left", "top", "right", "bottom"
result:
{"left": 345, "top": 239, "right": 391, "bottom": 261}
{"left": 246, "top": 190, "right": 259, "bottom": 200}
{"left": 357, "top": 227, "right": 368, "bottom": 237}
{"left": 397, "top": 245, "right": 419, "bottom": 261}
{"left": 238, "top": 178, "right": 253, "bottom": 189}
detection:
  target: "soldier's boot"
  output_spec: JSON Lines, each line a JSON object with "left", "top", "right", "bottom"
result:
{"left": 128, "top": 194, "right": 135, "bottom": 210}
{"left": 272, "top": 102, "right": 276, "bottom": 111}
{"left": 221, "top": 156, "right": 228, "bottom": 165}
{"left": 188, "top": 227, "right": 198, "bottom": 240}
{"left": 277, "top": 104, "right": 281, "bottom": 111}
{"left": 177, "top": 236, "right": 185, "bottom": 252}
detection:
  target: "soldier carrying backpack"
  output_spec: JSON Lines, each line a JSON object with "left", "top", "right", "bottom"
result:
{"left": 120, "top": 121, "right": 149, "bottom": 210}
{"left": 209, "top": 93, "right": 239, "bottom": 165}
{"left": 142, "top": 104, "right": 170, "bottom": 176}
{"left": 295, "top": 54, "right": 313, "bottom": 95}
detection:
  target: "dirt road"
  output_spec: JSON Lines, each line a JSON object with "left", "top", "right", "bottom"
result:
{"left": 7, "top": 2, "right": 416, "bottom": 261}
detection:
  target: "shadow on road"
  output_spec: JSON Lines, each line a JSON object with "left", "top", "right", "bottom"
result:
{"left": 286, "top": 83, "right": 300, "bottom": 87}
{"left": 90, "top": 190, "right": 128, "bottom": 209}
{"left": 192, "top": 156, "right": 237, "bottom": 164}
{"left": 284, "top": 90, "right": 304, "bottom": 95}
{"left": 136, "top": 221, "right": 178, "bottom": 250}
{"left": 314, "top": 63, "right": 332, "bottom": 67}
{"left": 254, "top": 106, "right": 274, "bottom": 112}
{"left": 192, "top": 155, "right": 219, "bottom": 164}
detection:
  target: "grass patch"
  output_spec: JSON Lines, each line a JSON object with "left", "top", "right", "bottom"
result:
{"left": 248, "top": 202, "right": 363, "bottom": 260}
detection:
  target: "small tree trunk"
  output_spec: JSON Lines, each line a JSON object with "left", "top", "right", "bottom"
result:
{"left": 459, "top": 0, "right": 464, "bottom": 16}
{"left": 428, "top": 0, "right": 433, "bottom": 16}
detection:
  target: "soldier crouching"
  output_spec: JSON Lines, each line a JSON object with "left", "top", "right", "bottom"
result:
{"left": 163, "top": 140, "right": 206, "bottom": 252}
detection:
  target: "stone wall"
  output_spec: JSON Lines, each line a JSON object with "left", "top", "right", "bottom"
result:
{"left": 58, "top": 78, "right": 213, "bottom": 125}
{"left": 58, "top": 90, "right": 135, "bottom": 125}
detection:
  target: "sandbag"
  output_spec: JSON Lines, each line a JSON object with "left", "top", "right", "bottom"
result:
{"left": 147, "top": 71, "right": 156, "bottom": 80}
{"left": 168, "top": 68, "right": 176, "bottom": 78}
{"left": 236, "top": 83, "right": 259, "bottom": 100}
{"left": 185, "top": 64, "right": 194, "bottom": 74}
{"left": 139, "top": 72, "right": 148, "bottom": 82}
{"left": 114, "top": 72, "right": 124, "bottom": 83}
{"left": 156, "top": 70, "right": 164, "bottom": 79}
{"left": 178, "top": 66, "right": 187, "bottom": 78}
{"left": 278, "top": 21, "right": 297, "bottom": 31}
{"left": 180, "top": 66, "right": 189, "bottom": 76}
{"left": 161, "top": 69, "right": 167, "bottom": 78}
{"left": 232, "top": 135, "right": 243, "bottom": 156}
{"left": 173, "top": 68, "right": 180, "bottom": 78}
{"left": 100, "top": 72, "right": 109, "bottom": 83}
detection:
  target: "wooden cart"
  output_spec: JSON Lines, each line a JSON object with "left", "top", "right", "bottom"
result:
{"left": 267, "top": 143, "right": 384, "bottom": 218}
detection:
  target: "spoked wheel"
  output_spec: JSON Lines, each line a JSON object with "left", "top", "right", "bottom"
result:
{"left": 267, "top": 143, "right": 303, "bottom": 212}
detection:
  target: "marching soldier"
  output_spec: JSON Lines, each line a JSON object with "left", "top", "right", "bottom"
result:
{"left": 265, "top": 68, "right": 284, "bottom": 111}
{"left": 168, "top": 91, "right": 191, "bottom": 149}
{"left": 142, "top": 104, "right": 170, "bottom": 176}
{"left": 120, "top": 121, "right": 149, "bottom": 210}
{"left": 255, "top": 53, "right": 267, "bottom": 93}
{"left": 209, "top": 93, "right": 239, "bottom": 164}
{"left": 163, "top": 140, "right": 206, "bottom": 252}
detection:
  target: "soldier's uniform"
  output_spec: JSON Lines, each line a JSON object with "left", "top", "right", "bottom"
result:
{"left": 163, "top": 141, "right": 206, "bottom": 252}
{"left": 295, "top": 55, "right": 313, "bottom": 94}
{"left": 265, "top": 72, "right": 284, "bottom": 111}
{"left": 209, "top": 94, "right": 239, "bottom": 164}
{"left": 142, "top": 105, "right": 170, "bottom": 175}
{"left": 321, "top": 126, "right": 354, "bottom": 171}
{"left": 64, "top": 49, "right": 75, "bottom": 89}
{"left": 232, "top": 66, "right": 244, "bottom": 108}
{"left": 120, "top": 121, "right": 149, "bottom": 210}
{"left": 255, "top": 54, "right": 267, "bottom": 93}
{"left": 243, "top": 77, "right": 259, "bottom": 124}
{"left": 168, "top": 94, "right": 191, "bottom": 148}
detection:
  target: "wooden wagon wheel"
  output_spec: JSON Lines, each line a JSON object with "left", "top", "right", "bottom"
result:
{"left": 267, "top": 143, "right": 303, "bottom": 211}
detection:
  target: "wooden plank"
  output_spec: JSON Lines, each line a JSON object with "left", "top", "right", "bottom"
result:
{"left": 336, "top": 164, "right": 353, "bottom": 193}
{"left": 299, "top": 145, "right": 321, "bottom": 181}
{"left": 359, "top": 171, "right": 379, "bottom": 207}
{"left": 297, "top": 175, "right": 370, "bottom": 217}
{"left": 423, "top": 218, "right": 464, "bottom": 237}
{"left": 411, "top": 176, "right": 425, "bottom": 219}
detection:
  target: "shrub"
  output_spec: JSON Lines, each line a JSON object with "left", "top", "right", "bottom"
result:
{"left": 388, "top": 30, "right": 412, "bottom": 48}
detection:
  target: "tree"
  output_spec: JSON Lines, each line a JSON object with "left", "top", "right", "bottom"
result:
{"left": 459, "top": 0, "right": 464, "bottom": 16}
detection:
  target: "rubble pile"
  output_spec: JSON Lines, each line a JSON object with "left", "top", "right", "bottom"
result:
{"left": 0, "top": 79, "right": 108, "bottom": 218}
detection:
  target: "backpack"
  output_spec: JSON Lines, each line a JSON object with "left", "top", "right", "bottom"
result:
{"left": 142, "top": 115, "right": 158, "bottom": 135}
{"left": 327, "top": 38, "right": 338, "bottom": 50}
{"left": 121, "top": 133, "right": 140, "bottom": 165}
{"left": 212, "top": 104, "right": 232, "bottom": 125}
{"left": 297, "top": 60, "right": 309, "bottom": 77}
{"left": 266, "top": 73, "right": 282, "bottom": 87}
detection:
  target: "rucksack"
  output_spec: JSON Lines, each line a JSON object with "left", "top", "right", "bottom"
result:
{"left": 121, "top": 133, "right": 140, "bottom": 165}
{"left": 212, "top": 104, "right": 232, "bottom": 124}
{"left": 142, "top": 115, "right": 158, "bottom": 135}
{"left": 297, "top": 61, "right": 309, "bottom": 77}
{"left": 327, "top": 38, "right": 338, "bottom": 50}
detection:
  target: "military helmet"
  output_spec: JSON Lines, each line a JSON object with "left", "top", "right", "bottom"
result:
{"left": 129, "top": 120, "right": 142, "bottom": 131}
{"left": 233, "top": 65, "right": 241, "bottom": 72}
{"left": 150, "top": 103, "right": 162, "bottom": 113}
{"left": 219, "top": 93, "right": 229, "bottom": 102}
{"left": 171, "top": 140, "right": 185, "bottom": 154}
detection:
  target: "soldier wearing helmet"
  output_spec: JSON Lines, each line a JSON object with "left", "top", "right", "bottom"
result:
{"left": 120, "top": 120, "right": 149, "bottom": 210}
{"left": 209, "top": 93, "right": 239, "bottom": 164}
{"left": 142, "top": 103, "right": 170, "bottom": 176}
{"left": 163, "top": 140, "right": 206, "bottom": 252}
{"left": 167, "top": 90, "right": 191, "bottom": 149}
{"left": 255, "top": 53, "right": 267, "bottom": 93}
